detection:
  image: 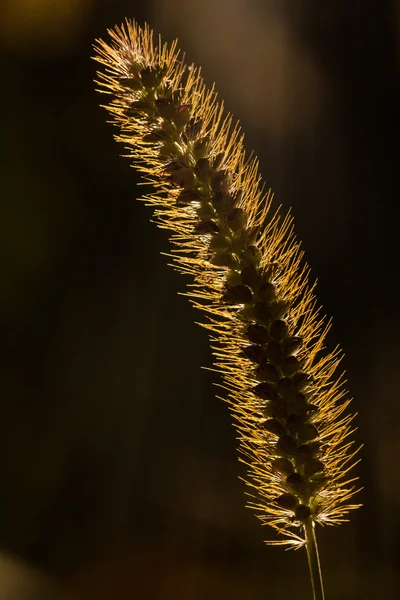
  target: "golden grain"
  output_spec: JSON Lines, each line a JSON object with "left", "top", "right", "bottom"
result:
{"left": 92, "top": 20, "right": 361, "bottom": 550}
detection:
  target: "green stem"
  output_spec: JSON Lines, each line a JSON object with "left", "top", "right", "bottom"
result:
{"left": 304, "top": 518, "right": 325, "bottom": 600}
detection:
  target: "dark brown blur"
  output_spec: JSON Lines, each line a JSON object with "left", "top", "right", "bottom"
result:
{"left": 0, "top": 1, "right": 398, "bottom": 598}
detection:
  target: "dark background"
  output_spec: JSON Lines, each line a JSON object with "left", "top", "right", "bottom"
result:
{"left": 0, "top": 1, "right": 398, "bottom": 598}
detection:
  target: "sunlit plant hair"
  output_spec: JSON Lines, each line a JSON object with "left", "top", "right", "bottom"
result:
{"left": 93, "top": 20, "right": 361, "bottom": 600}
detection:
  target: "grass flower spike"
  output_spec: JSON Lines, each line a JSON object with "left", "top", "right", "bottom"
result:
{"left": 93, "top": 20, "right": 361, "bottom": 599}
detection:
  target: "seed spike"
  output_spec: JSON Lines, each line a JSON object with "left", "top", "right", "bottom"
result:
{"left": 93, "top": 19, "right": 361, "bottom": 552}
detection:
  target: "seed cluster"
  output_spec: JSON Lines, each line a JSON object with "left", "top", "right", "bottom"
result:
{"left": 93, "top": 20, "right": 360, "bottom": 547}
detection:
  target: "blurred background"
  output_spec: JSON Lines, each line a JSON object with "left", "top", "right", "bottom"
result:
{"left": 0, "top": 1, "right": 399, "bottom": 598}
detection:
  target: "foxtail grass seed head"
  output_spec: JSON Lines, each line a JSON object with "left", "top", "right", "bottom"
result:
{"left": 93, "top": 20, "right": 361, "bottom": 549}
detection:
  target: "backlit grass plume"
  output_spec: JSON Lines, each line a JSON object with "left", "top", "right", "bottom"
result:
{"left": 93, "top": 20, "right": 361, "bottom": 599}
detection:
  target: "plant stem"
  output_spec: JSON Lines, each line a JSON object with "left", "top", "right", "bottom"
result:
{"left": 304, "top": 518, "right": 325, "bottom": 600}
